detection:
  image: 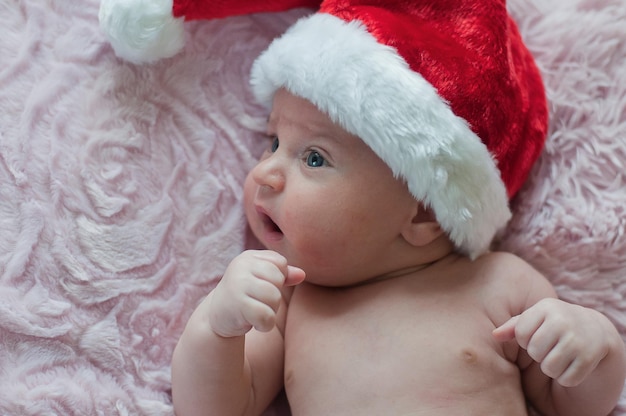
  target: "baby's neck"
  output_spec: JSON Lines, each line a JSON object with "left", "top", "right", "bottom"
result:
{"left": 349, "top": 250, "right": 460, "bottom": 288}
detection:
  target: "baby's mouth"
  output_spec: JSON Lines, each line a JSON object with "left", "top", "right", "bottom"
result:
{"left": 267, "top": 217, "right": 282, "bottom": 234}
{"left": 254, "top": 205, "right": 284, "bottom": 237}
{"left": 260, "top": 212, "right": 283, "bottom": 234}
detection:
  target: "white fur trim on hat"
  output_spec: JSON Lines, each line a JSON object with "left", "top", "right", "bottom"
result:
{"left": 99, "top": 0, "right": 185, "bottom": 64}
{"left": 251, "top": 13, "right": 512, "bottom": 258}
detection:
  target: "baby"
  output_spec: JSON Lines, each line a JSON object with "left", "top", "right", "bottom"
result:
{"left": 171, "top": 1, "right": 626, "bottom": 415}
{"left": 172, "top": 87, "right": 626, "bottom": 416}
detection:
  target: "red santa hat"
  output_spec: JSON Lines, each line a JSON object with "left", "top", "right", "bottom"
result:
{"left": 100, "top": 0, "right": 548, "bottom": 258}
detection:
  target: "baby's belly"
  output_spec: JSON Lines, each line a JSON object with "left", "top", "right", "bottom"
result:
{"left": 283, "top": 284, "right": 528, "bottom": 415}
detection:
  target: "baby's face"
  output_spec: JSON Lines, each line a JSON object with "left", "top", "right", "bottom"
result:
{"left": 243, "top": 89, "right": 418, "bottom": 286}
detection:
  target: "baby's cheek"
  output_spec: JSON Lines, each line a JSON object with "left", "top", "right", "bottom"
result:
{"left": 242, "top": 175, "right": 255, "bottom": 208}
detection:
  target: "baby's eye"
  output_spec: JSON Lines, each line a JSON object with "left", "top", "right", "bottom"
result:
{"left": 306, "top": 151, "right": 326, "bottom": 167}
{"left": 270, "top": 136, "right": 279, "bottom": 153}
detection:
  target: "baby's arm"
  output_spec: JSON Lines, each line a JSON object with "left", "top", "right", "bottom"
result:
{"left": 493, "top": 264, "right": 626, "bottom": 416}
{"left": 171, "top": 250, "right": 305, "bottom": 416}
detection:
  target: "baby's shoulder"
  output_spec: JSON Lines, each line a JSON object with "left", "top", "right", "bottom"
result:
{"left": 471, "top": 251, "right": 557, "bottom": 312}
{"left": 473, "top": 251, "right": 546, "bottom": 284}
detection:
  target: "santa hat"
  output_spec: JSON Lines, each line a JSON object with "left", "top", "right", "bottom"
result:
{"left": 98, "top": 0, "right": 321, "bottom": 63}
{"left": 100, "top": 0, "right": 548, "bottom": 258}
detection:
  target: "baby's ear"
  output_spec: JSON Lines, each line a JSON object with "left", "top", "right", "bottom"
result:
{"left": 401, "top": 204, "right": 444, "bottom": 247}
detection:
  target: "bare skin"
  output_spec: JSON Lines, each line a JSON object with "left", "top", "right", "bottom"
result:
{"left": 171, "top": 89, "right": 626, "bottom": 416}
{"left": 285, "top": 252, "right": 532, "bottom": 416}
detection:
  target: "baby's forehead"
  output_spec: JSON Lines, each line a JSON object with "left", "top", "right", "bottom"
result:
{"left": 268, "top": 92, "right": 363, "bottom": 145}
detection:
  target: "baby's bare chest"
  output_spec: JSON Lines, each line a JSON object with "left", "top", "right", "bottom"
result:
{"left": 283, "top": 282, "right": 526, "bottom": 415}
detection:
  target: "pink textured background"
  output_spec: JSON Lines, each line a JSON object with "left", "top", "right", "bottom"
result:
{"left": 0, "top": 0, "right": 624, "bottom": 414}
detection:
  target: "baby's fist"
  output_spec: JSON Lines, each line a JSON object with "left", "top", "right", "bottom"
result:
{"left": 209, "top": 250, "right": 305, "bottom": 338}
{"left": 493, "top": 298, "right": 614, "bottom": 387}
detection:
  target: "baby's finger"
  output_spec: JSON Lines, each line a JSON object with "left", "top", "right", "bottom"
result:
{"left": 508, "top": 309, "right": 546, "bottom": 351}
{"left": 249, "top": 251, "right": 290, "bottom": 284}
{"left": 540, "top": 344, "right": 576, "bottom": 382}
{"left": 236, "top": 255, "right": 286, "bottom": 287}
{"left": 556, "top": 355, "right": 599, "bottom": 387}
{"left": 244, "top": 278, "right": 283, "bottom": 313}
{"left": 545, "top": 337, "right": 603, "bottom": 387}
{"left": 250, "top": 250, "right": 288, "bottom": 269}
{"left": 492, "top": 316, "right": 518, "bottom": 342}
{"left": 525, "top": 323, "right": 560, "bottom": 364}
{"left": 242, "top": 299, "right": 277, "bottom": 333}
{"left": 285, "top": 265, "right": 306, "bottom": 287}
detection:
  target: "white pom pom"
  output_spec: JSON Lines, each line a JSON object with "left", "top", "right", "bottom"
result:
{"left": 99, "top": 0, "right": 185, "bottom": 64}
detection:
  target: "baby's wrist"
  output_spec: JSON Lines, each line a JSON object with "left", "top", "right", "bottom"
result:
{"left": 204, "top": 291, "right": 250, "bottom": 339}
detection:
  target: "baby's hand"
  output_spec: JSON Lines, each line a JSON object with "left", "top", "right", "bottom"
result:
{"left": 208, "top": 250, "right": 305, "bottom": 338}
{"left": 493, "top": 298, "right": 613, "bottom": 387}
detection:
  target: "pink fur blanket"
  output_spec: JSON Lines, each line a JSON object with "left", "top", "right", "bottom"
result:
{"left": 0, "top": 0, "right": 624, "bottom": 414}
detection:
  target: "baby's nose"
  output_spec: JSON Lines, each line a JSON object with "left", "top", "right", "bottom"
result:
{"left": 250, "top": 155, "right": 286, "bottom": 191}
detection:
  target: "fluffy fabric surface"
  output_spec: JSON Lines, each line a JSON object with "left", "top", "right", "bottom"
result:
{"left": 0, "top": 0, "right": 624, "bottom": 415}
